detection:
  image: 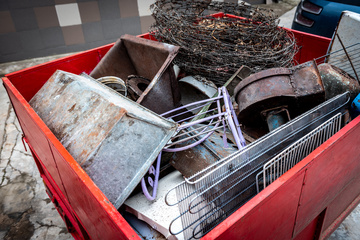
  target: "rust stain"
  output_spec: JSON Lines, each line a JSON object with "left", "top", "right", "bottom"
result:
{"left": 235, "top": 61, "right": 324, "bottom": 128}
{"left": 68, "top": 103, "right": 76, "bottom": 112}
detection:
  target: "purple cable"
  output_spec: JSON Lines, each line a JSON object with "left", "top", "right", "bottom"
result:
{"left": 141, "top": 87, "right": 246, "bottom": 201}
{"left": 141, "top": 152, "right": 162, "bottom": 201}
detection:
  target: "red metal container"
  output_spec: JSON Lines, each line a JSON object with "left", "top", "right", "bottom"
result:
{"left": 3, "top": 13, "right": 360, "bottom": 239}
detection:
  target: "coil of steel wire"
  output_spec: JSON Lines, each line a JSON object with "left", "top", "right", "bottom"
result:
{"left": 150, "top": 0, "right": 298, "bottom": 86}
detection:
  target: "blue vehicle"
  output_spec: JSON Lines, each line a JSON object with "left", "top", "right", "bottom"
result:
{"left": 292, "top": 0, "right": 360, "bottom": 38}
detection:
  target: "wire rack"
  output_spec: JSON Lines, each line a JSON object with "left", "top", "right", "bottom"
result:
{"left": 162, "top": 87, "right": 246, "bottom": 152}
{"left": 315, "top": 41, "right": 360, "bottom": 83}
{"left": 256, "top": 113, "right": 342, "bottom": 193}
{"left": 141, "top": 87, "right": 246, "bottom": 201}
{"left": 164, "top": 92, "right": 349, "bottom": 240}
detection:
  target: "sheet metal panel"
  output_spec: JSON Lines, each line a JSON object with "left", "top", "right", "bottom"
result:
{"left": 3, "top": 78, "right": 67, "bottom": 197}
{"left": 321, "top": 173, "right": 360, "bottom": 238}
{"left": 293, "top": 116, "right": 360, "bottom": 236}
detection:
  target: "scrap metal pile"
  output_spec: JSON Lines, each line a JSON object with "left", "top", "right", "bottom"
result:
{"left": 150, "top": 0, "right": 298, "bottom": 85}
{"left": 28, "top": 5, "right": 360, "bottom": 240}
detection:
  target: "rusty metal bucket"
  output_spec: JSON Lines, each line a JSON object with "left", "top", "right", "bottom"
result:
{"left": 90, "top": 34, "right": 181, "bottom": 114}
{"left": 318, "top": 63, "right": 360, "bottom": 100}
{"left": 234, "top": 60, "right": 325, "bottom": 129}
{"left": 29, "top": 70, "right": 177, "bottom": 208}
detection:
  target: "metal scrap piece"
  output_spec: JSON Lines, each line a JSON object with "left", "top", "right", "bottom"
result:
{"left": 169, "top": 127, "right": 238, "bottom": 178}
{"left": 90, "top": 34, "right": 181, "bottom": 114}
{"left": 29, "top": 70, "right": 177, "bottom": 208}
{"left": 318, "top": 63, "right": 360, "bottom": 100}
{"left": 234, "top": 60, "right": 325, "bottom": 128}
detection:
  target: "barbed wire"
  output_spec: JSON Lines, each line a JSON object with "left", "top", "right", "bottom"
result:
{"left": 150, "top": 0, "right": 298, "bottom": 86}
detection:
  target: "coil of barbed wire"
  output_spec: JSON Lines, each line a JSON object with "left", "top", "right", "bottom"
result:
{"left": 150, "top": 0, "right": 298, "bottom": 86}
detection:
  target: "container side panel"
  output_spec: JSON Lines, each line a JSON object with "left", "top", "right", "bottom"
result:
{"left": 321, "top": 173, "right": 360, "bottom": 237}
{"left": 5, "top": 46, "right": 112, "bottom": 102}
{"left": 3, "top": 79, "right": 67, "bottom": 197}
{"left": 4, "top": 78, "right": 88, "bottom": 239}
{"left": 48, "top": 142, "right": 140, "bottom": 240}
{"left": 41, "top": 172, "right": 89, "bottom": 240}
{"left": 293, "top": 116, "right": 360, "bottom": 236}
{"left": 291, "top": 30, "right": 330, "bottom": 64}
{"left": 4, "top": 77, "right": 138, "bottom": 239}
{"left": 202, "top": 171, "right": 306, "bottom": 240}
{"left": 293, "top": 216, "right": 319, "bottom": 240}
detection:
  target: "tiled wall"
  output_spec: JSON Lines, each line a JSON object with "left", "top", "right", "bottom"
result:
{"left": 0, "top": 0, "right": 157, "bottom": 63}
{"left": 0, "top": 0, "right": 264, "bottom": 63}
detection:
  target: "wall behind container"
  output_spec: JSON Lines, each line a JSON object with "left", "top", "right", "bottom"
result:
{"left": 0, "top": 0, "right": 265, "bottom": 63}
{"left": 0, "top": 0, "right": 158, "bottom": 63}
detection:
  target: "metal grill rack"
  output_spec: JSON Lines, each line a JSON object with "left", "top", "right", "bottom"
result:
{"left": 256, "top": 113, "right": 342, "bottom": 193}
{"left": 141, "top": 87, "right": 246, "bottom": 201}
{"left": 160, "top": 41, "right": 359, "bottom": 240}
{"left": 165, "top": 92, "right": 349, "bottom": 240}
{"left": 162, "top": 87, "right": 246, "bottom": 152}
{"left": 316, "top": 41, "right": 360, "bottom": 83}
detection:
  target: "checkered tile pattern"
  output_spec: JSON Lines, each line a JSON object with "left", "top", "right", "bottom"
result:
{"left": 0, "top": 0, "right": 263, "bottom": 63}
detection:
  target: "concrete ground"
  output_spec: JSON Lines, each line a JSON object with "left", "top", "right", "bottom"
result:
{"left": 0, "top": 0, "right": 359, "bottom": 239}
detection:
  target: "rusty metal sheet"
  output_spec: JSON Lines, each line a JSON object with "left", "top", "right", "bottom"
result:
{"left": 234, "top": 60, "right": 325, "bottom": 128}
{"left": 90, "top": 34, "right": 181, "bottom": 114}
{"left": 318, "top": 63, "right": 360, "bottom": 100}
{"left": 29, "top": 70, "right": 177, "bottom": 208}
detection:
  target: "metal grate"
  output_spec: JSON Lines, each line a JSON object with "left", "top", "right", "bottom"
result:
{"left": 162, "top": 87, "right": 246, "bottom": 152}
{"left": 315, "top": 42, "right": 360, "bottom": 83}
{"left": 256, "top": 113, "right": 342, "bottom": 193}
{"left": 165, "top": 92, "right": 349, "bottom": 240}
{"left": 141, "top": 87, "right": 246, "bottom": 201}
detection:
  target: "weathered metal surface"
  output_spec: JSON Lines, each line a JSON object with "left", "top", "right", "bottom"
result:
{"left": 178, "top": 76, "right": 217, "bottom": 114}
{"left": 318, "top": 63, "right": 360, "bottom": 100}
{"left": 234, "top": 60, "right": 325, "bottom": 128}
{"left": 169, "top": 127, "right": 238, "bottom": 178}
{"left": 90, "top": 34, "right": 181, "bottom": 114}
{"left": 265, "top": 107, "right": 291, "bottom": 132}
{"left": 127, "top": 75, "right": 151, "bottom": 101}
{"left": 225, "top": 65, "right": 252, "bottom": 96}
{"left": 29, "top": 70, "right": 177, "bottom": 208}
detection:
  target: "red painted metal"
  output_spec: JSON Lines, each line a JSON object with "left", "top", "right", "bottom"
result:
{"left": 203, "top": 115, "right": 360, "bottom": 240}
{"left": 3, "top": 19, "right": 360, "bottom": 240}
{"left": 293, "top": 116, "right": 360, "bottom": 237}
{"left": 3, "top": 78, "right": 140, "bottom": 240}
